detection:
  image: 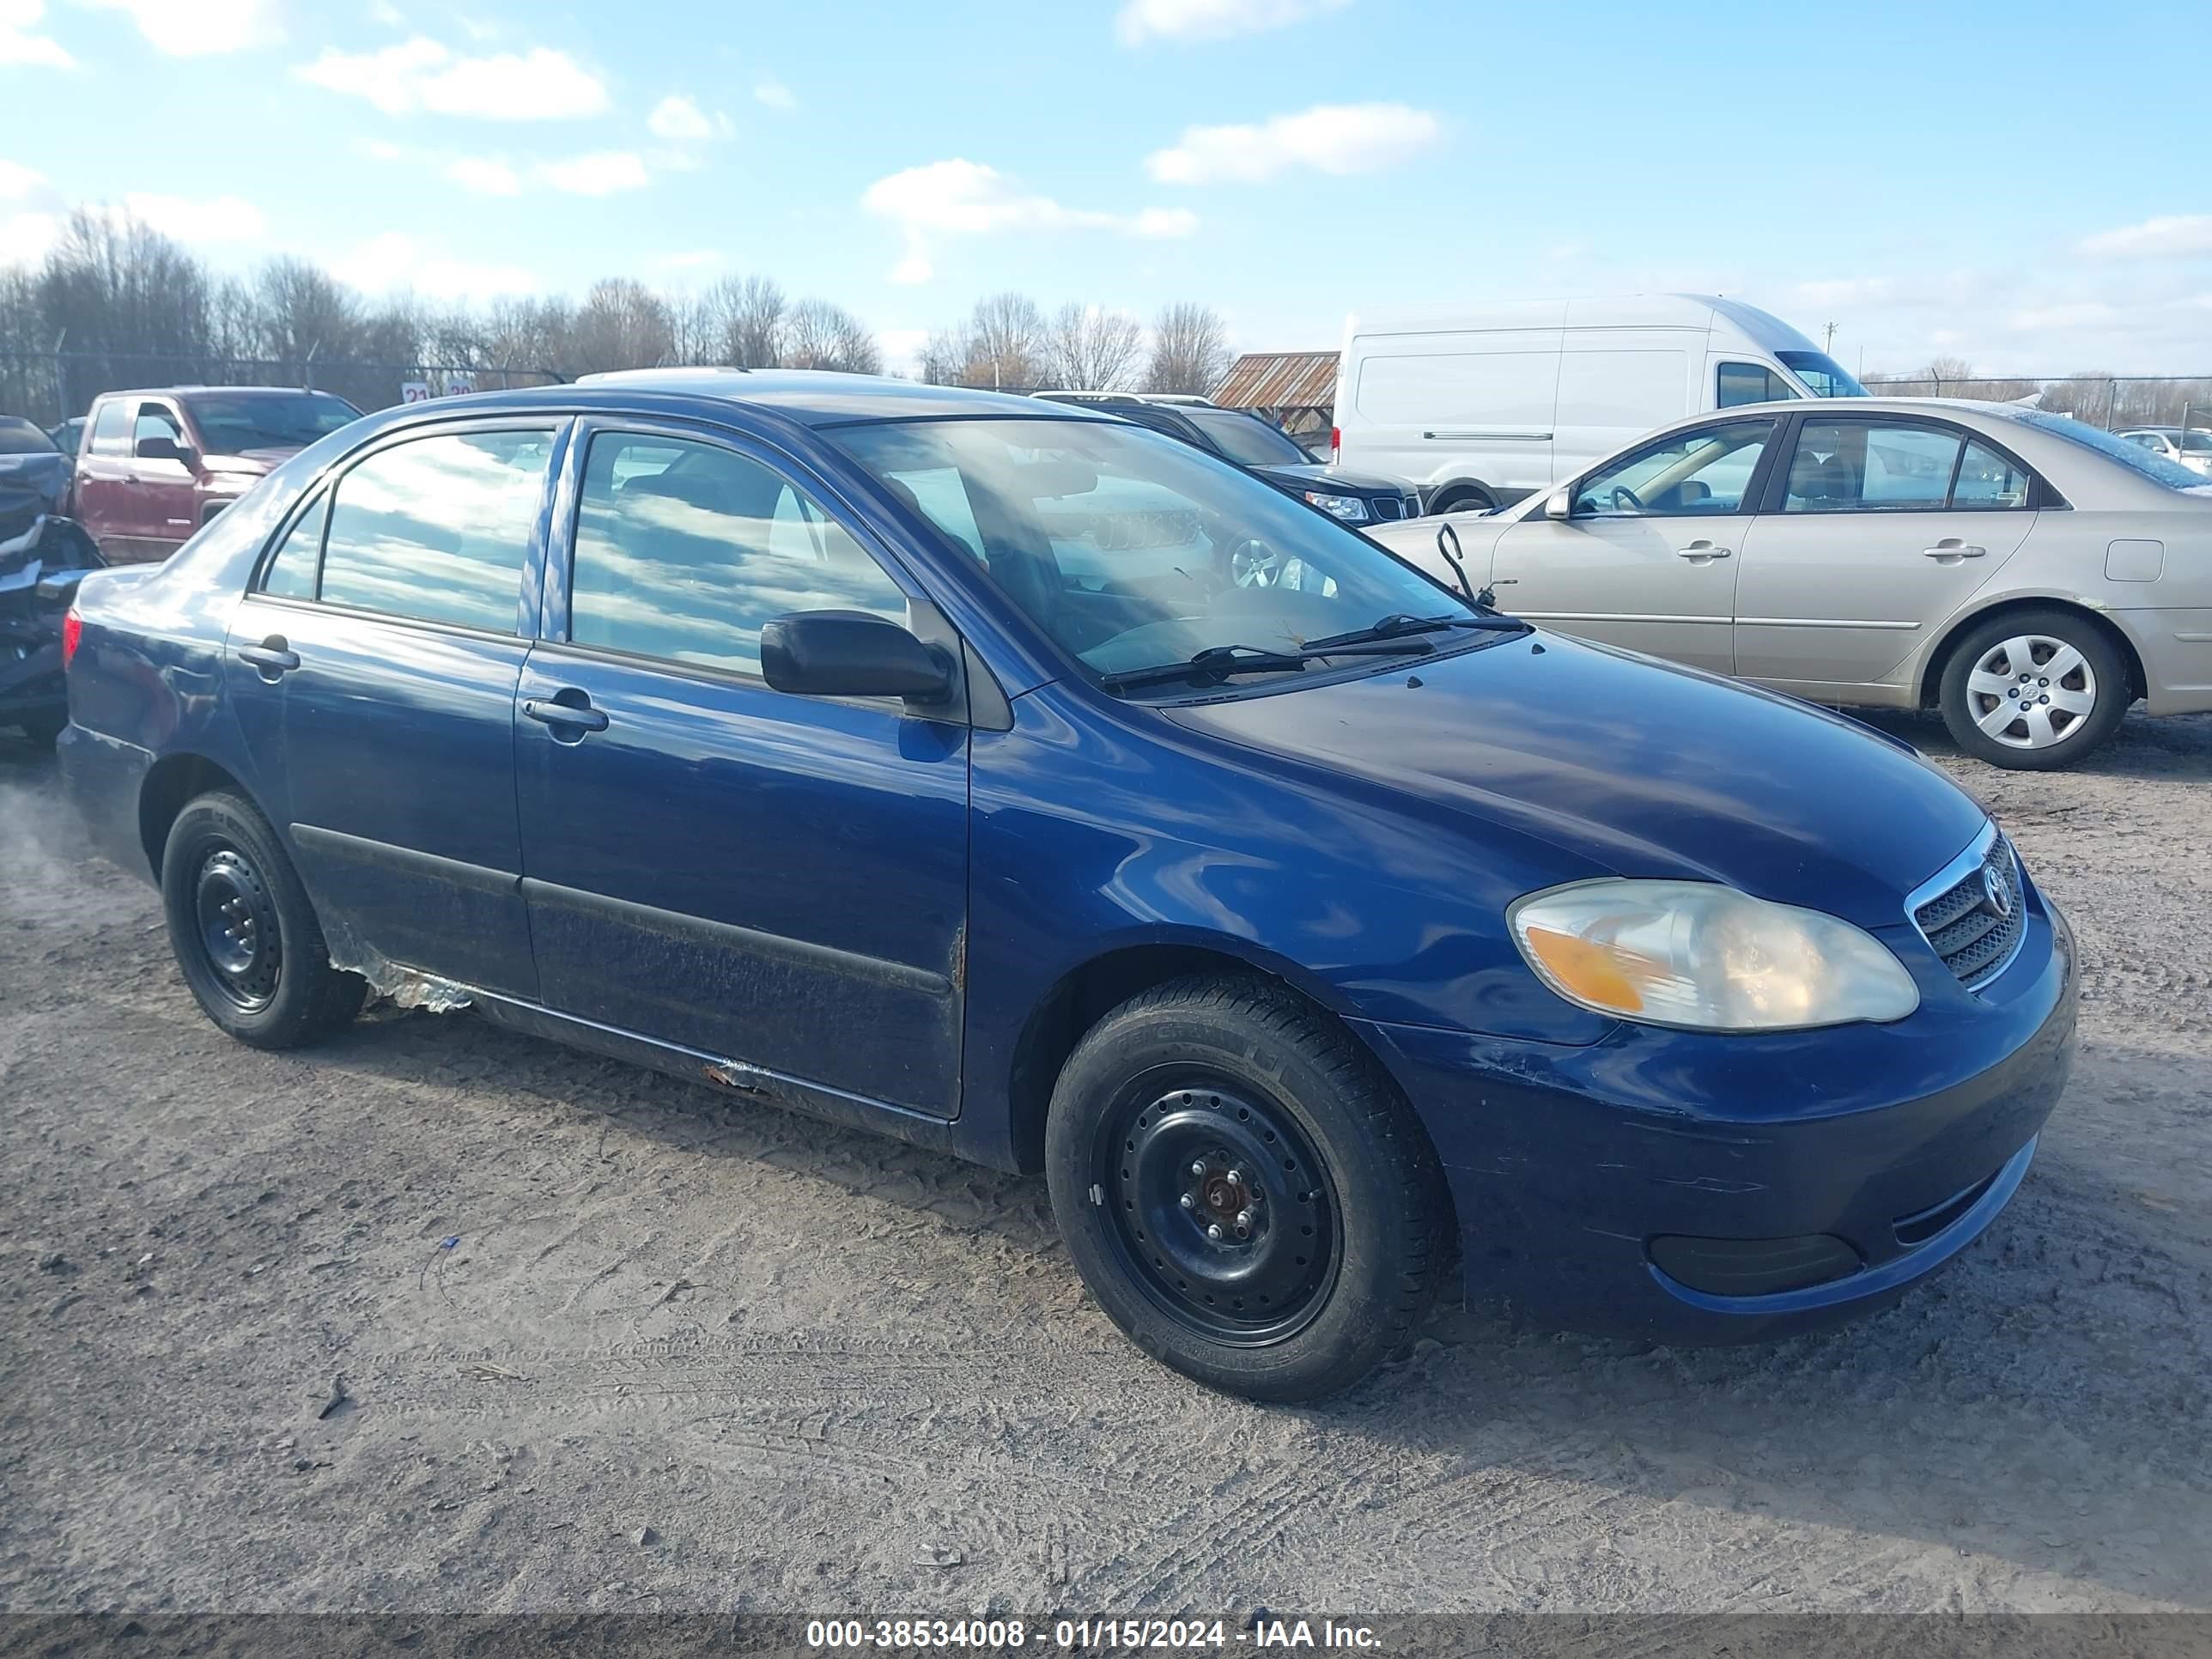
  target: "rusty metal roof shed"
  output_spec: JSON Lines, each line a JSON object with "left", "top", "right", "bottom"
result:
{"left": 1212, "top": 350, "right": 1340, "bottom": 412}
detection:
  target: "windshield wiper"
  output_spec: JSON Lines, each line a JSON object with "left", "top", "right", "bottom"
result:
{"left": 1300, "top": 611, "right": 1528, "bottom": 653}
{"left": 1098, "top": 636, "right": 1434, "bottom": 694}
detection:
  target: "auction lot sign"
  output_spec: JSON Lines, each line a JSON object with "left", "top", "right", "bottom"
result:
{"left": 1, "top": 1615, "right": 2205, "bottom": 1658}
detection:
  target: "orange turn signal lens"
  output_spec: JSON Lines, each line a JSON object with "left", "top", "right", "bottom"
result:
{"left": 1520, "top": 926, "right": 1646, "bottom": 1013}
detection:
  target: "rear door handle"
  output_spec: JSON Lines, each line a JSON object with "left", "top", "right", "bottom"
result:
{"left": 1675, "top": 541, "right": 1732, "bottom": 561}
{"left": 522, "top": 696, "right": 610, "bottom": 734}
{"left": 1923, "top": 540, "right": 1986, "bottom": 561}
{"left": 235, "top": 637, "right": 299, "bottom": 678}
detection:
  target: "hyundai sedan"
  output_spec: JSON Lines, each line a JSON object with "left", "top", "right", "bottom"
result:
{"left": 1370, "top": 398, "right": 2212, "bottom": 769}
{"left": 58, "top": 374, "right": 2074, "bottom": 1401}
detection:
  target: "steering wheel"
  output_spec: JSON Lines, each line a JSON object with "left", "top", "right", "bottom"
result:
{"left": 1609, "top": 484, "right": 1644, "bottom": 513}
{"left": 1228, "top": 538, "right": 1283, "bottom": 588}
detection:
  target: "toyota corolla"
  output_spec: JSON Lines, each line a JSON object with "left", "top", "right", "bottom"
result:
{"left": 57, "top": 373, "right": 2075, "bottom": 1401}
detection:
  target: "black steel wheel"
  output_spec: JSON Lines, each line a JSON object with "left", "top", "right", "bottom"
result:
{"left": 161, "top": 790, "right": 365, "bottom": 1048}
{"left": 1046, "top": 975, "right": 1449, "bottom": 1402}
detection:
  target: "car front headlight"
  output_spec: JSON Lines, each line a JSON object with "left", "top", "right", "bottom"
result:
{"left": 1507, "top": 879, "right": 1919, "bottom": 1031}
{"left": 1304, "top": 490, "right": 1370, "bottom": 523}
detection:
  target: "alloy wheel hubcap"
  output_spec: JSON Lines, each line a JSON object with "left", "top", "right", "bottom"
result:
{"left": 1102, "top": 1080, "right": 1338, "bottom": 1344}
{"left": 193, "top": 848, "right": 281, "bottom": 1011}
{"left": 1965, "top": 635, "right": 2097, "bottom": 750}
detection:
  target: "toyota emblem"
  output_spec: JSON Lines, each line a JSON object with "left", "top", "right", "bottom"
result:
{"left": 1981, "top": 863, "right": 2013, "bottom": 920}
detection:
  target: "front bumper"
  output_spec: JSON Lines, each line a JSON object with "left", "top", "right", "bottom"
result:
{"left": 1356, "top": 888, "right": 2076, "bottom": 1344}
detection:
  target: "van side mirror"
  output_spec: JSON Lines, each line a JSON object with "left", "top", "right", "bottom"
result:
{"left": 1544, "top": 488, "right": 1573, "bottom": 521}
{"left": 135, "top": 434, "right": 191, "bottom": 465}
{"left": 760, "top": 611, "right": 955, "bottom": 705}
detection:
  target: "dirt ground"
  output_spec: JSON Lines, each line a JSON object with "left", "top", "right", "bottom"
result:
{"left": 2, "top": 708, "right": 2208, "bottom": 1617}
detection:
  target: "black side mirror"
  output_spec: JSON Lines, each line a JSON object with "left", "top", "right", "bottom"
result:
{"left": 135, "top": 435, "right": 191, "bottom": 464}
{"left": 760, "top": 611, "right": 955, "bottom": 704}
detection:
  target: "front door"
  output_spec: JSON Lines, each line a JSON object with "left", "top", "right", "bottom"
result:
{"left": 125, "top": 399, "right": 200, "bottom": 558}
{"left": 1488, "top": 416, "right": 1779, "bottom": 675}
{"left": 222, "top": 422, "right": 560, "bottom": 997}
{"left": 1735, "top": 416, "right": 2039, "bottom": 692}
{"left": 514, "top": 422, "right": 969, "bottom": 1117}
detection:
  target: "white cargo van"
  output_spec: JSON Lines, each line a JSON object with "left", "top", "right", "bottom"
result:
{"left": 1332, "top": 294, "right": 1864, "bottom": 514}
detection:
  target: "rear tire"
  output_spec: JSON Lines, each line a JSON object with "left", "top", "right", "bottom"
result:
{"left": 160, "top": 790, "right": 365, "bottom": 1048}
{"left": 1044, "top": 975, "right": 1449, "bottom": 1402}
{"left": 1429, "top": 487, "right": 1496, "bottom": 516}
{"left": 1938, "top": 608, "right": 2129, "bottom": 770}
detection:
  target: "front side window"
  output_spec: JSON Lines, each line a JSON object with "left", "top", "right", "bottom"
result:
{"left": 1783, "top": 421, "right": 1964, "bottom": 513}
{"left": 134, "top": 404, "right": 185, "bottom": 450}
{"left": 318, "top": 429, "right": 550, "bottom": 630}
{"left": 259, "top": 491, "right": 326, "bottom": 599}
{"left": 1573, "top": 421, "right": 1775, "bottom": 518}
{"left": 567, "top": 432, "right": 910, "bottom": 678}
{"left": 1717, "top": 362, "right": 1792, "bottom": 408}
{"left": 832, "top": 416, "right": 1477, "bottom": 682}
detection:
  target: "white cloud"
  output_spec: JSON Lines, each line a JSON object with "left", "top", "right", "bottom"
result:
{"left": 1147, "top": 101, "right": 1439, "bottom": 185}
{"left": 2007, "top": 301, "right": 2116, "bottom": 333}
{"left": 862, "top": 157, "right": 1198, "bottom": 283}
{"left": 294, "top": 35, "right": 607, "bottom": 119}
{"left": 367, "top": 0, "right": 402, "bottom": 21}
{"left": 333, "top": 229, "right": 538, "bottom": 298}
{"left": 122, "top": 191, "right": 264, "bottom": 241}
{"left": 0, "top": 0, "right": 74, "bottom": 65}
{"left": 535, "top": 150, "right": 648, "bottom": 196}
{"left": 74, "top": 0, "right": 280, "bottom": 56}
{"left": 647, "top": 94, "right": 730, "bottom": 142}
{"left": 656, "top": 248, "right": 723, "bottom": 270}
{"left": 1115, "top": 0, "right": 1348, "bottom": 46}
{"left": 1, "top": 210, "right": 59, "bottom": 266}
{"left": 0, "top": 158, "right": 44, "bottom": 197}
{"left": 752, "top": 78, "right": 795, "bottom": 111}
{"left": 2076, "top": 214, "right": 2212, "bottom": 261}
{"left": 445, "top": 155, "right": 519, "bottom": 195}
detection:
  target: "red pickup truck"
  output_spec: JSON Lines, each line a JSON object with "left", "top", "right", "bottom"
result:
{"left": 67, "top": 385, "right": 362, "bottom": 562}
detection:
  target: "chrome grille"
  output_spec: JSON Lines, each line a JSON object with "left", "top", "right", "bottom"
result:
{"left": 1911, "top": 834, "right": 2025, "bottom": 989}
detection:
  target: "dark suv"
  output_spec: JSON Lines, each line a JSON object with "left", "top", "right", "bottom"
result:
{"left": 1036, "top": 394, "right": 1422, "bottom": 526}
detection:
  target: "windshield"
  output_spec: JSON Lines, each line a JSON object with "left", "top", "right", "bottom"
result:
{"left": 832, "top": 416, "right": 1475, "bottom": 686}
{"left": 1776, "top": 350, "right": 1867, "bottom": 399}
{"left": 2185, "top": 430, "right": 2212, "bottom": 455}
{"left": 2012, "top": 410, "right": 2209, "bottom": 490}
{"left": 180, "top": 392, "right": 362, "bottom": 455}
{"left": 1183, "top": 408, "right": 1307, "bottom": 467}
{"left": 0, "top": 416, "right": 57, "bottom": 454}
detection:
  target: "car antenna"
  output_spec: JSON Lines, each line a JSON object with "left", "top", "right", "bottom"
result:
{"left": 1435, "top": 521, "right": 1495, "bottom": 611}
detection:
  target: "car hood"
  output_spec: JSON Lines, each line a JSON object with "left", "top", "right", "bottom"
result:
{"left": 1249, "top": 460, "right": 1413, "bottom": 495}
{"left": 1163, "top": 631, "right": 1988, "bottom": 929}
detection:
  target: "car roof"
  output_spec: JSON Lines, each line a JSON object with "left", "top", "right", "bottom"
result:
{"left": 92, "top": 384, "right": 342, "bottom": 401}
{"left": 568, "top": 368, "right": 1103, "bottom": 427}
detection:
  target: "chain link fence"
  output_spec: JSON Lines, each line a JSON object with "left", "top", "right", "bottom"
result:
{"left": 1858, "top": 373, "right": 2212, "bottom": 433}
{"left": 0, "top": 349, "right": 564, "bottom": 431}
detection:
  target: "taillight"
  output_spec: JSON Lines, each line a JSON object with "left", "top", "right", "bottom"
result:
{"left": 61, "top": 608, "right": 82, "bottom": 668}
{"left": 1330, "top": 425, "right": 1340, "bottom": 464}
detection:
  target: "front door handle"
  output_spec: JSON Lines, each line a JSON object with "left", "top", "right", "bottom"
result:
{"left": 1923, "top": 540, "right": 1987, "bottom": 561}
{"left": 1675, "top": 541, "right": 1732, "bottom": 561}
{"left": 523, "top": 695, "right": 610, "bottom": 736}
{"left": 235, "top": 636, "right": 300, "bottom": 680}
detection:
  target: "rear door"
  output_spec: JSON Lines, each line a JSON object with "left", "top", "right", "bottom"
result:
{"left": 223, "top": 419, "right": 561, "bottom": 996}
{"left": 1488, "top": 416, "right": 1779, "bottom": 674}
{"left": 513, "top": 420, "right": 969, "bottom": 1117}
{"left": 1734, "top": 416, "right": 2039, "bottom": 692}
{"left": 71, "top": 399, "right": 135, "bottom": 557}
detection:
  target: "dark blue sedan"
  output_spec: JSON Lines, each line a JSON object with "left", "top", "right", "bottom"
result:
{"left": 58, "top": 373, "right": 2075, "bottom": 1401}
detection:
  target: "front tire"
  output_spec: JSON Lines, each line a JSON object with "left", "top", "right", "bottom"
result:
{"left": 1938, "top": 609, "right": 2129, "bottom": 769}
{"left": 161, "top": 790, "right": 365, "bottom": 1048}
{"left": 1044, "top": 976, "right": 1449, "bottom": 1402}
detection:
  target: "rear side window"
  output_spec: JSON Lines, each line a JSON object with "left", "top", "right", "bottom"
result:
{"left": 1717, "top": 362, "right": 1792, "bottom": 407}
{"left": 568, "top": 431, "right": 908, "bottom": 678}
{"left": 1952, "top": 441, "right": 2032, "bottom": 508}
{"left": 318, "top": 429, "right": 550, "bottom": 631}
{"left": 89, "top": 400, "right": 131, "bottom": 456}
{"left": 1782, "top": 421, "right": 1962, "bottom": 512}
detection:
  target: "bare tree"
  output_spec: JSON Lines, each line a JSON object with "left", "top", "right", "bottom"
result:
{"left": 1044, "top": 302, "right": 1144, "bottom": 390}
{"left": 568, "top": 277, "right": 675, "bottom": 374}
{"left": 705, "top": 273, "right": 787, "bottom": 368}
{"left": 916, "top": 325, "right": 973, "bottom": 386}
{"left": 783, "top": 299, "right": 882, "bottom": 374}
{"left": 962, "top": 291, "right": 1047, "bottom": 388}
{"left": 1144, "top": 301, "right": 1228, "bottom": 396}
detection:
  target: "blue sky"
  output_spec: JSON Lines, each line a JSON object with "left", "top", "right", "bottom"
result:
{"left": 3, "top": 0, "right": 2209, "bottom": 377}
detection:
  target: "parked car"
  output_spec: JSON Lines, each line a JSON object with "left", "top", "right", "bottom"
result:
{"left": 1369, "top": 396, "right": 2212, "bottom": 770}
{"left": 60, "top": 373, "right": 2074, "bottom": 1401}
{"left": 70, "top": 385, "right": 362, "bottom": 562}
{"left": 46, "top": 416, "right": 87, "bottom": 457}
{"left": 1037, "top": 392, "right": 1422, "bottom": 526}
{"left": 1, "top": 415, "right": 105, "bottom": 742}
{"left": 1334, "top": 293, "right": 1865, "bottom": 514}
{"left": 2116, "top": 426, "right": 2212, "bottom": 477}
